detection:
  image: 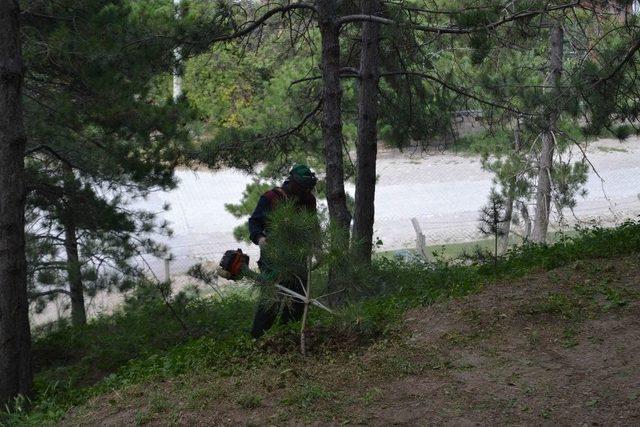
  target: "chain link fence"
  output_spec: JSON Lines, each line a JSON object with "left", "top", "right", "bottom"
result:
{"left": 32, "top": 137, "right": 638, "bottom": 325}
{"left": 136, "top": 137, "right": 639, "bottom": 282}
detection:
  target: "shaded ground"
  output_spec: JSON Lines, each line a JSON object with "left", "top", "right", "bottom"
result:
{"left": 64, "top": 254, "right": 640, "bottom": 425}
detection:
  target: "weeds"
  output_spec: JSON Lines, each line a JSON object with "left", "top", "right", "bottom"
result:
{"left": 3, "top": 221, "right": 639, "bottom": 425}
{"left": 282, "top": 382, "right": 334, "bottom": 409}
{"left": 237, "top": 393, "right": 263, "bottom": 409}
{"left": 361, "top": 387, "right": 383, "bottom": 406}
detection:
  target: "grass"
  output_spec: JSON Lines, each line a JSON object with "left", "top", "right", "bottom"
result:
{"left": 597, "top": 146, "right": 628, "bottom": 153}
{"left": 445, "top": 120, "right": 617, "bottom": 156}
{"left": 3, "top": 221, "right": 640, "bottom": 425}
{"left": 382, "top": 229, "right": 582, "bottom": 262}
{"left": 237, "top": 392, "right": 263, "bottom": 409}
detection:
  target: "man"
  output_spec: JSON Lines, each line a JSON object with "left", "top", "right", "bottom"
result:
{"left": 248, "top": 164, "right": 318, "bottom": 338}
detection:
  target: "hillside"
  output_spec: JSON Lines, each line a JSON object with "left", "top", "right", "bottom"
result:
{"left": 49, "top": 229, "right": 640, "bottom": 425}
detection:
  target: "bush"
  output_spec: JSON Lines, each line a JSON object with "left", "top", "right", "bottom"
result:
{"left": 612, "top": 124, "right": 633, "bottom": 141}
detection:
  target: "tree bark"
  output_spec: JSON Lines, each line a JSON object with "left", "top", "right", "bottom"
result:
{"left": 172, "top": 0, "right": 183, "bottom": 102}
{"left": 520, "top": 202, "right": 532, "bottom": 239}
{"left": 532, "top": 20, "right": 564, "bottom": 244}
{"left": 352, "top": 0, "right": 382, "bottom": 265}
{"left": 317, "top": 0, "right": 352, "bottom": 304}
{"left": 317, "top": 0, "right": 351, "bottom": 232}
{"left": 0, "top": 0, "right": 33, "bottom": 407}
{"left": 500, "top": 194, "right": 514, "bottom": 254}
{"left": 64, "top": 222, "right": 86, "bottom": 326}
{"left": 62, "top": 165, "right": 87, "bottom": 326}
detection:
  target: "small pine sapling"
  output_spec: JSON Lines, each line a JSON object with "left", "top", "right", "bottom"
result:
{"left": 212, "top": 201, "right": 337, "bottom": 354}
{"left": 260, "top": 201, "right": 337, "bottom": 355}
{"left": 478, "top": 189, "right": 509, "bottom": 265}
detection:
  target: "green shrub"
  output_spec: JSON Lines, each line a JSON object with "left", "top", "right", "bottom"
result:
{"left": 612, "top": 124, "right": 633, "bottom": 141}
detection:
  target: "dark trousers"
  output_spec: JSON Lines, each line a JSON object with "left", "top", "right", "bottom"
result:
{"left": 251, "top": 262, "right": 306, "bottom": 338}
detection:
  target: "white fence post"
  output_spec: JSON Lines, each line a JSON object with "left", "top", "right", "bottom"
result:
{"left": 411, "top": 218, "right": 430, "bottom": 261}
{"left": 164, "top": 258, "right": 171, "bottom": 282}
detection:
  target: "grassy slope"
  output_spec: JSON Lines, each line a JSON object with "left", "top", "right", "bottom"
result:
{"left": 67, "top": 254, "right": 640, "bottom": 426}
{"left": 3, "top": 222, "right": 640, "bottom": 425}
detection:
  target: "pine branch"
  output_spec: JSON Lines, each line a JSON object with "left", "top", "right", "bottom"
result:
{"left": 209, "top": 3, "right": 317, "bottom": 43}
{"left": 31, "top": 289, "right": 72, "bottom": 298}
{"left": 268, "top": 97, "right": 323, "bottom": 140}
{"left": 120, "top": 2, "right": 318, "bottom": 50}
{"left": 337, "top": 1, "right": 582, "bottom": 32}
{"left": 24, "top": 144, "right": 74, "bottom": 166}
{"left": 380, "top": 70, "right": 531, "bottom": 115}
{"left": 289, "top": 67, "right": 359, "bottom": 87}
{"left": 596, "top": 38, "right": 640, "bottom": 85}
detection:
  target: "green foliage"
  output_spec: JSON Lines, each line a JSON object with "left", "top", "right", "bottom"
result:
{"left": 499, "top": 221, "right": 640, "bottom": 274}
{"left": 224, "top": 170, "right": 355, "bottom": 244}
{"left": 478, "top": 189, "right": 508, "bottom": 237}
{"left": 225, "top": 180, "right": 274, "bottom": 242}
{"left": 237, "top": 393, "right": 262, "bottom": 409}
{"left": 21, "top": 0, "right": 197, "bottom": 309}
{"left": 261, "top": 201, "right": 320, "bottom": 280}
{"left": 612, "top": 124, "right": 633, "bottom": 141}
{"left": 31, "top": 281, "right": 247, "bottom": 378}
{"left": 225, "top": 180, "right": 273, "bottom": 220}
{"left": 2, "top": 282, "right": 255, "bottom": 425}
{"left": 4, "top": 222, "right": 640, "bottom": 425}
{"left": 8, "top": 0, "right": 640, "bottom": 421}
{"left": 572, "top": 20, "right": 640, "bottom": 134}
{"left": 552, "top": 160, "right": 589, "bottom": 210}
{"left": 478, "top": 189, "right": 508, "bottom": 260}
{"left": 282, "top": 382, "right": 334, "bottom": 409}
{"left": 185, "top": 37, "right": 325, "bottom": 170}
{"left": 454, "top": 129, "right": 512, "bottom": 155}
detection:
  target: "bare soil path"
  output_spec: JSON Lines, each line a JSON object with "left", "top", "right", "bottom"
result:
{"left": 357, "top": 255, "right": 640, "bottom": 425}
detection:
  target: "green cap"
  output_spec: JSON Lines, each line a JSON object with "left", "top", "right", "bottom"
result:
{"left": 289, "top": 164, "right": 317, "bottom": 189}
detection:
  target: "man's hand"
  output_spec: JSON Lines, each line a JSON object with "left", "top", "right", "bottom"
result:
{"left": 258, "top": 236, "right": 267, "bottom": 250}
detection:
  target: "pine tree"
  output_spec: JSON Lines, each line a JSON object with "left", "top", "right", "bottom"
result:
{"left": 478, "top": 189, "right": 509, "bottom": 263}
{"left": 174, "top": 0, "right": 637, "bottom": 292}
{"left": 0, "top": 0, "right": 33, "bottom": 408}
{"left": 21, "top": 0, "right": 195, "bottom": 325}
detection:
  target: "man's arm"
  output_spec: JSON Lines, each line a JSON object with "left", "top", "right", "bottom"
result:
{"left": 248, "top": 195, "right": 271, "bottom": 245}
{"left": 311, "top": 199, "right": 321, "bottom": 239}
{"left": 308, "top": 198, "right": 323, "bottom": 259}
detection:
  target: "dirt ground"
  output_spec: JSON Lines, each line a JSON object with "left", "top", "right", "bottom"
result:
{"left": 64, "top": 254, "right": 640, "bottom": 426}
{"left": 358, "top": 256, "right": 640, "bottom": 426}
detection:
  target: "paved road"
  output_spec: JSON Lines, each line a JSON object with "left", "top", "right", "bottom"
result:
{"left": 375, "top": 138, "right": 640, "bottom": 249}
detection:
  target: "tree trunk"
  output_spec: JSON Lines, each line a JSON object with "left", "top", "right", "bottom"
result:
{"left": 352, "top": 0, "right": 382, "bottom": 265}
{"left": 499, "top": 118, "right": 521, "bottom": 254}
{"left": 532, "top": 131, "right": 555, "bottom": 243}
{"left": 62, "top": 165, "right": 87, "bottom": 326}
{"left": 172, "top": 0, "right": 183, "bottom": 102}
{"left": 532, "top": 20, "right": 564, "bottom": 243}
{"left": 317, "top": 0, "right": 351, "bottom": 232}
{"left": 499, "top": 198, "right": 514, "bottom": 254}
{"left": 64, "top": 222, "right": 86, "bottom": 326}
{"left": 520, "top": 202, "right": 532, "bottom": 239}
{"left": 0, "top": 0, "right": 33, "bottom": 407}
{"left": 317, "top": 0, "right": 351, "bottom": 304}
